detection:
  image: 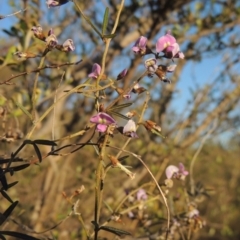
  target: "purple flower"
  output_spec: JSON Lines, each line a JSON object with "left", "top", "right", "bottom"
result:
{"left": 46, "top": 0, "right": 70, "bottom": 8}
{"left": 178, "top": 163, "right": 189, "bottom": 177}
{"left": 156, "top": 32, "right": 184, "bottom": 59}
{"left": 165, "top": 165, "right": 179, "bottom": 179}
{"left": 88, "top": 63, "right": 101, "bottom": 79}
{"left": 62, "top": 39, "right": 75, "bottom": 52}
{"left": 165, "top": 163, "right": 189, "bottom": 180}
{"left": 123, "top": 120, "right": 138, "bottom": 138}
{"left": 117, "top": 69, "right": 128, "bottom": 80}
{"left": 45, "top": 33, "right": 58, "bottom": 49}
{"left": 163, "top": 43, "right": 184, "bottom": 59}
{"left": 132, "top": 36, "right": 148, "bottom": 55}
{"left": 137, "top": 189, "right": 148, "bottom": 201}
{"left": 90, "top": 112, "right": 116, "bottom": 133}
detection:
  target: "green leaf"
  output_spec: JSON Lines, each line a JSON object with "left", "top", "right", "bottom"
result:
{"left": 103, "top": 200, "right": 113, "bottom": 213}
{"left": 0, "top": 231, "right": 40, "bottom": 240}
{"left": 108, "top": 111, "right": 130, "bottom": 120}
{"left": 103, "top": 33, "right": 117, "bottom": 39}
{"left": 85, "top": 16, "right": 102, "bottom": 38}
{"left": 108, "top": 102, "right": 132, "bottom": 111}
{"left": 12, "top": 99, "right": 32, "bottom": 120}
{"left": 73, "top": 0, "right": 102, "bottom": 38}
{"left": 100, "top": 226, "right": 131, "bottom": 237}
{"left": 33, "top": 139, "right": 57, "bottom": 146}
{"left": 118, "top": 155, "right": 129, "bottom": 162}
{"left": 151, "top": 129, "right": 166, "bottom": 138}
{"left": 102, "top": 7, "right": 109, "bottom": 35}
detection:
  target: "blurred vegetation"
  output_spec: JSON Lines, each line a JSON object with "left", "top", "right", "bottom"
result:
{"left": 0, "top": 0, "right": 240, "bottom": 239}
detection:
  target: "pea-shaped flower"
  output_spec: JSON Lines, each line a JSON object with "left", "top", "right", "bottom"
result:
{"left": 90, "top": 112, "right": 116, "bottom": 133}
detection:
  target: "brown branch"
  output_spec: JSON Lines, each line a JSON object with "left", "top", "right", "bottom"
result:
{"left": 0, "top": 59, "right": 82, "bottom": 85}
{"left": 180, "top": 85, "right": 240, "bottom": 148}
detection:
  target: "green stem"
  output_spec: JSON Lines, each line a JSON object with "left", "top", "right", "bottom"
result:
{"left": 26, "top": 83, "right": 89, "bottom": 139}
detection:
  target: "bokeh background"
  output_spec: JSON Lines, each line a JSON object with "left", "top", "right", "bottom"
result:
{"left": 0, "top": 0, "right": 240, "bottom": 239}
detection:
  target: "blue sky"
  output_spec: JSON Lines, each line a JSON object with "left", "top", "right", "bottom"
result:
{"left": 1, "top": 0, "right": 238, "bottom": 143}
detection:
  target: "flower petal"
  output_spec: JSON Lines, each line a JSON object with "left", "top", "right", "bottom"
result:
{"left": 165, "top": 165, "right": 179, "bottom": 179}
{"left": 156, "top": 33, "right": 176, "bottom": 53}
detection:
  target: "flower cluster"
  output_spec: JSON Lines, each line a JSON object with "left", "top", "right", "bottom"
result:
{"left": 132, "top": 31, "right": 184, "bottom": 82}
{"left": 31, "top": 25, "right": 75, "bottom": 53}
{"left": 126, "top": 189, "right": 148, "bottom": 219}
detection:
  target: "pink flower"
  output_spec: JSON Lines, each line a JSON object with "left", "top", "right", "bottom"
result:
{"left": 178, "top": 163, "right": 189, "bottom": 177}
{"left": 165, "top": 165, "right": 179, "bottom": 179}
{"left": 90, "top": 112, "right": 116, "bottom": 133}
{"left": 156, "top": 32, "right": 176, "bottom": 53}
{"left": 88, "top": 63, "right": 101, "bottom": 79}
{"left": 156, "top": 32, "right": 184, "bottom": 59}
{"left": 165, "top": 163, "right": 189, "bottom": 180}
{"left": 137, "top": 189, "right": 148, "bottom": 201}
{"left": 132, "top": 36, "right": 148, "bottom": 55}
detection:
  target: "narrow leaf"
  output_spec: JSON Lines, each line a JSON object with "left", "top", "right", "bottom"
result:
{"left": 118, "top": 155, "right": 129, "bottom": 162}
{"left": 103, "top": 33, "right": 117, "bottom": 39}
{"left": 100, "top": 226, "right": 131, "bottom": 237}
{"left": 0, "top": 201, "right": 18, "bottom": 225}
{"left": 108, "top": 111, "right": 130, "bottom": 120}
{"left": 0, "top": 168, "right": 8, "bottom": 190}
{"left": 6, "top": 164, "right": 30, "bottom": 172}
{"left": 151, "top": 129, "right": 166, "bottom": 138}
{"left": 12, "top": 100, "right": 32, "bottom": 120}
{"left": 7, "top": 181, "right": 18, "bottom": 189}
{"left": 0, "top": 190, "right": 13, "bottom": 203}
{"left": 0, "top": 233, "right": 6, "bottom": 240}
{"left": 102, "top": 7, "right": 109, "bottom": 34}
{"left": 108, "top": 102, "right": 133, "bottom": 111}
{"left": 0, "top": 231, "right": 40, "bottom": 240}
{"left": 85, "top": 16, "right": 102, "bottom": 38}
{"left": 103, "top": 200, "right": 113, "bottom": 213}
{"left": 33, "top": 139, "right": 57, "bottom": 146}
{"left": 32, "top": 143, "right": 42, "bottom": 162}
{"left": 23, "top": 139, "right": 33, "bottom": 145}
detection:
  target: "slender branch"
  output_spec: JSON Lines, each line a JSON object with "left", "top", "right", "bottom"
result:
{"left": 0, "top": 8, "right": 27, "bottom": 20}
{"left": 190, "top": 119, "right": 218, "bottom": 195}
{"left": 0, "top": 60, "right": 82, "bottom": 85}
{"left": 108, "top": 145, "right": 171, "bottom": 237}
